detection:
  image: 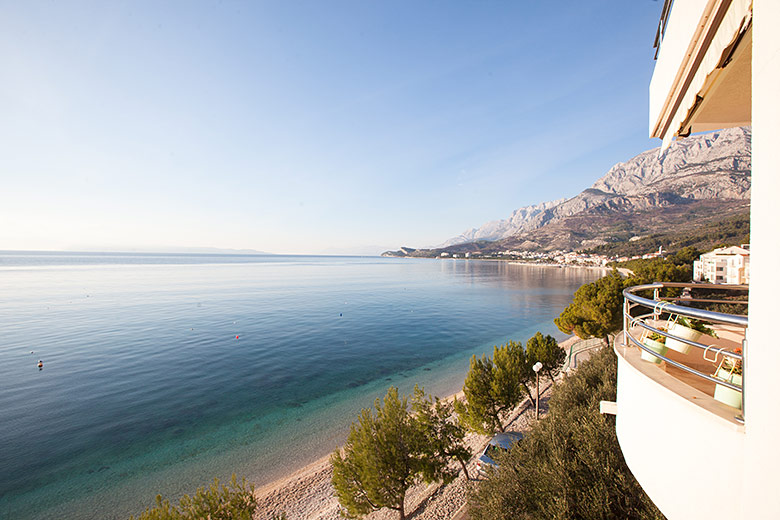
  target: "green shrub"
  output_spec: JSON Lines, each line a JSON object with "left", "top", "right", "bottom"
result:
{"left": 676, "top": 316, "right": 718, "bottom": 337}
{"left": 647, "top": 331, "right": 666, "bottom": 343}
{"left": 467, "top": 348, "right": 664, "bottom": 520}
{"left": 129, "top": 474, "right": 260, "bottom": 520}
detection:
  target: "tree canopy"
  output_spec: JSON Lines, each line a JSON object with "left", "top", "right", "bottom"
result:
{"left": 525, "top": 332, "right": 565, "bottom": 383}
{"left": 455, "top": 341, "right": 533, "bottom": 434}
{"left": 331, "top": 387, "right": 437, "bottom": 520}
{"left": 411, "top": 385, "right": 472, "bottom": 481}
{"left": 554, "top": 270, "right": 627, "bottom": 344}
{"left": 467, "top": 347, "right": 664, "bottom": 520}
{"left": 617, "top": 248, "right": 697, "bottom": 284}
{"left": 129, "top": 475, "right": 260, "bottom": 520}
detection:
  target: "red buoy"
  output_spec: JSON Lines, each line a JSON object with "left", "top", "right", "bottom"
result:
{"left": 235, "top": 335, "right": 239, "bottom": 339}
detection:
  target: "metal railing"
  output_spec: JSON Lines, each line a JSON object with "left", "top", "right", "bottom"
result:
{"left": 622, "top": 282, "right": 747, "bottom": 415}
{"left": 653, "top": 0, "right": 676, "bottom": 59}
{"left": 562, "top": 337, "right": 604, "bottom": 373}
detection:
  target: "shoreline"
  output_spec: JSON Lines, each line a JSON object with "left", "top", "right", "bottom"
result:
{"left": 2, "top": 256, "right": 603, "bottom": 520}
{"left": 252, "top": 336, "right": 581, "bottom": 520}
{"left": 505, "top": 261, "right": 608, "bottom": 271}
{"left": 383, "top": 255, "right": 610, "bottom": 272}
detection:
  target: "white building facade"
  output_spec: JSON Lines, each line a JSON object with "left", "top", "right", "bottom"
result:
{"left": 611, "top": 1, "right": 780, "bottom": 519}
{"left": 693, "top": 245, "right": 750, "bottom": 284}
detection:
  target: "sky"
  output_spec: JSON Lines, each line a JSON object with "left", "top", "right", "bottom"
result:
{"left": 1, "top": 1, "right": 665, "bottom": 255}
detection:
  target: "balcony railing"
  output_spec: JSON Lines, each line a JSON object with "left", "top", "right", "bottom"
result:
{"left": 653, "top": 0, "right": 676, "bottom": 59}
{"left": 622, "top": 282, "right": 748, "bottom": 418}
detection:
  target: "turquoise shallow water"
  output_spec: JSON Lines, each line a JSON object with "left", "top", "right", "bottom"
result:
{"left": 0, "top": 252, "right": 602, "bottom": 520}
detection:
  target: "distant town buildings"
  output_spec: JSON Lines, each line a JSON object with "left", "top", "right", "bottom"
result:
{"left": 432, "top": 244, "right": 751, "bottom": 286}
{"left": 553, "top": 251, "right": 609, "bottom": 266}
{"left": 615, "top": 246, "right": 666, "bottom": 263}
{"left": 693, "top": 245, "right": 750, "bottom": 285}
{"left": 437, "top": 248, "right": 641, "bottom": 267}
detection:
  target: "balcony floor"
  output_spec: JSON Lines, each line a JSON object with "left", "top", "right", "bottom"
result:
{"left": 617, "top": 321, "right": 745, "bottom": 429}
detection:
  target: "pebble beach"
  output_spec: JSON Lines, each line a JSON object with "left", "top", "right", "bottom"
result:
{"left": 252, "top": 336, "right": 586, "bottom": 520}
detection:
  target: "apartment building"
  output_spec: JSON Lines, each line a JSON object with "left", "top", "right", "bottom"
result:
{"left": 693, "top": 245, "right": 750, "bottom": 284}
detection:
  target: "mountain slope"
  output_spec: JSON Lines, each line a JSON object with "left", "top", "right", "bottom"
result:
{"left": 592, "top": 126, "right": 750, "bottom": 199}
{"left": 436, "top": 198, "right": 565, "bottom": 247}
{"left": 390, "top": 127, "right": 751, "bottom": 256}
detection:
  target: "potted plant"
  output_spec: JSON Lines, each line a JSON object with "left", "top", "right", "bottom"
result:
{"left": 641, "top": 331, "right": 668, "bottom": 364}
{"left": 665, "top": 316, "right": 718, "bottom": 354}
{"left": 713, "top": 347, "right": 742, "bottom": 410}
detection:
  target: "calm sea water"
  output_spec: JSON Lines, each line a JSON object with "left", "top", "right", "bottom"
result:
{"left": 0, "top": 252, "right": 602, "bottom": 520}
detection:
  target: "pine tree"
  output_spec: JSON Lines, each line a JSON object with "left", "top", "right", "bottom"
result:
{"left": 525, "top": 332, "right": 565, "bottom": 384}
{"left": 554, "top": 271, "right": 626, "bottom": 346}
{"left": 331, "top": 387, "right": 430, "bottom": 520}
{"left": 412, "top": 385, "right": 472, "bottom": 481}
{"left": 455, "top": 341, "right": 531, "bottom": 434}
{"left": 129, "top": 475, "right": 258, "bottom": 520}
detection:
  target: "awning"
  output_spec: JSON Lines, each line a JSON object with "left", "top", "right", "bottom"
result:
{"left": 650, "top": 0, "right": 753, "bottom": 150}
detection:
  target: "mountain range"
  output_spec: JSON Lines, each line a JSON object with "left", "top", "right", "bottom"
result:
{"left": 386, "top": 126, "right": 751, "bottom": 257}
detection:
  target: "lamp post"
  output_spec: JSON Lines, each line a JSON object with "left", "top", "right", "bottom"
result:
{"left": 532, "top": 361, "right": 543, "bottom": 420}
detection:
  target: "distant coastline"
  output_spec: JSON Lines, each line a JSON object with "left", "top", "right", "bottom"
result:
{"left": 382, "top": 253, "right": 610, "bottom": 272}
{"left": 506, "top": 261, "right": 609, "bottom": 272}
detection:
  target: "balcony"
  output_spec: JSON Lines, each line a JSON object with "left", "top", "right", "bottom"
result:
{"left": 614, "top": 282, "right": 747, "bottom": 519}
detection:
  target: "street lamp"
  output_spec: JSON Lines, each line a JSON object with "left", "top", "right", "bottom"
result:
{"left": 532, "top": 361, "right": 543, "bottom": 420}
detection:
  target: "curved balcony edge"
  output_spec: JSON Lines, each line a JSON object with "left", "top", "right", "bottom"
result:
{"left": 614, "top": 339, "right": 744, "bottom": 520}
{"left": 623, "top": 282, "right": 748, "bottom": 327}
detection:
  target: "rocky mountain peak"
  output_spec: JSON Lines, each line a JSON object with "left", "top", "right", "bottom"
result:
{"left": 592, "top": 126, "right": 751, "bottom": 199}
{"left": 437, "top": 127, "right": 751, "bottom": 249}
{"left": 435, "top": 198, "right": 565, "bottom": 247}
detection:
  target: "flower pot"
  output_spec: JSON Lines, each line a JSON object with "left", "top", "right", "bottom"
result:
{"left": 665, "top": 322, "right": 702, "bottom": 354}
{"left": 641, "top": 338, "right": 668, "bottom": 364}
{"left": 714, "top": 368, "right": 742, "bottom": 410}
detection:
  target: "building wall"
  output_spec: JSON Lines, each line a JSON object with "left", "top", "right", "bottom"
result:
{"left": 649, "top": 0, "right": 711, "bottom": 136}
{"left": 743, "top": 1, "right": 780, "bottom": 517}
{"left": 694, "top": 253, "right": 749, "bottom": 284}
{"left": 615, "top": 351, "right": 744, "bottom": 519}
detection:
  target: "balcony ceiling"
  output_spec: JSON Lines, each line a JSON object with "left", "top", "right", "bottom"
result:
{"left": 682, "top": 25, "right": 752, "bottom": 135}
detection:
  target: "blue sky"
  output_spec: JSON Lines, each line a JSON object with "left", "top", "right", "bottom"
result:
{"left": 1, "top": 1, "right": 664, "bottom": 255}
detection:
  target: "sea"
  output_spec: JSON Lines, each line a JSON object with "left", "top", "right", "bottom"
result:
{"left": 0, "top": 252, "right": 603, "bottom": 520}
